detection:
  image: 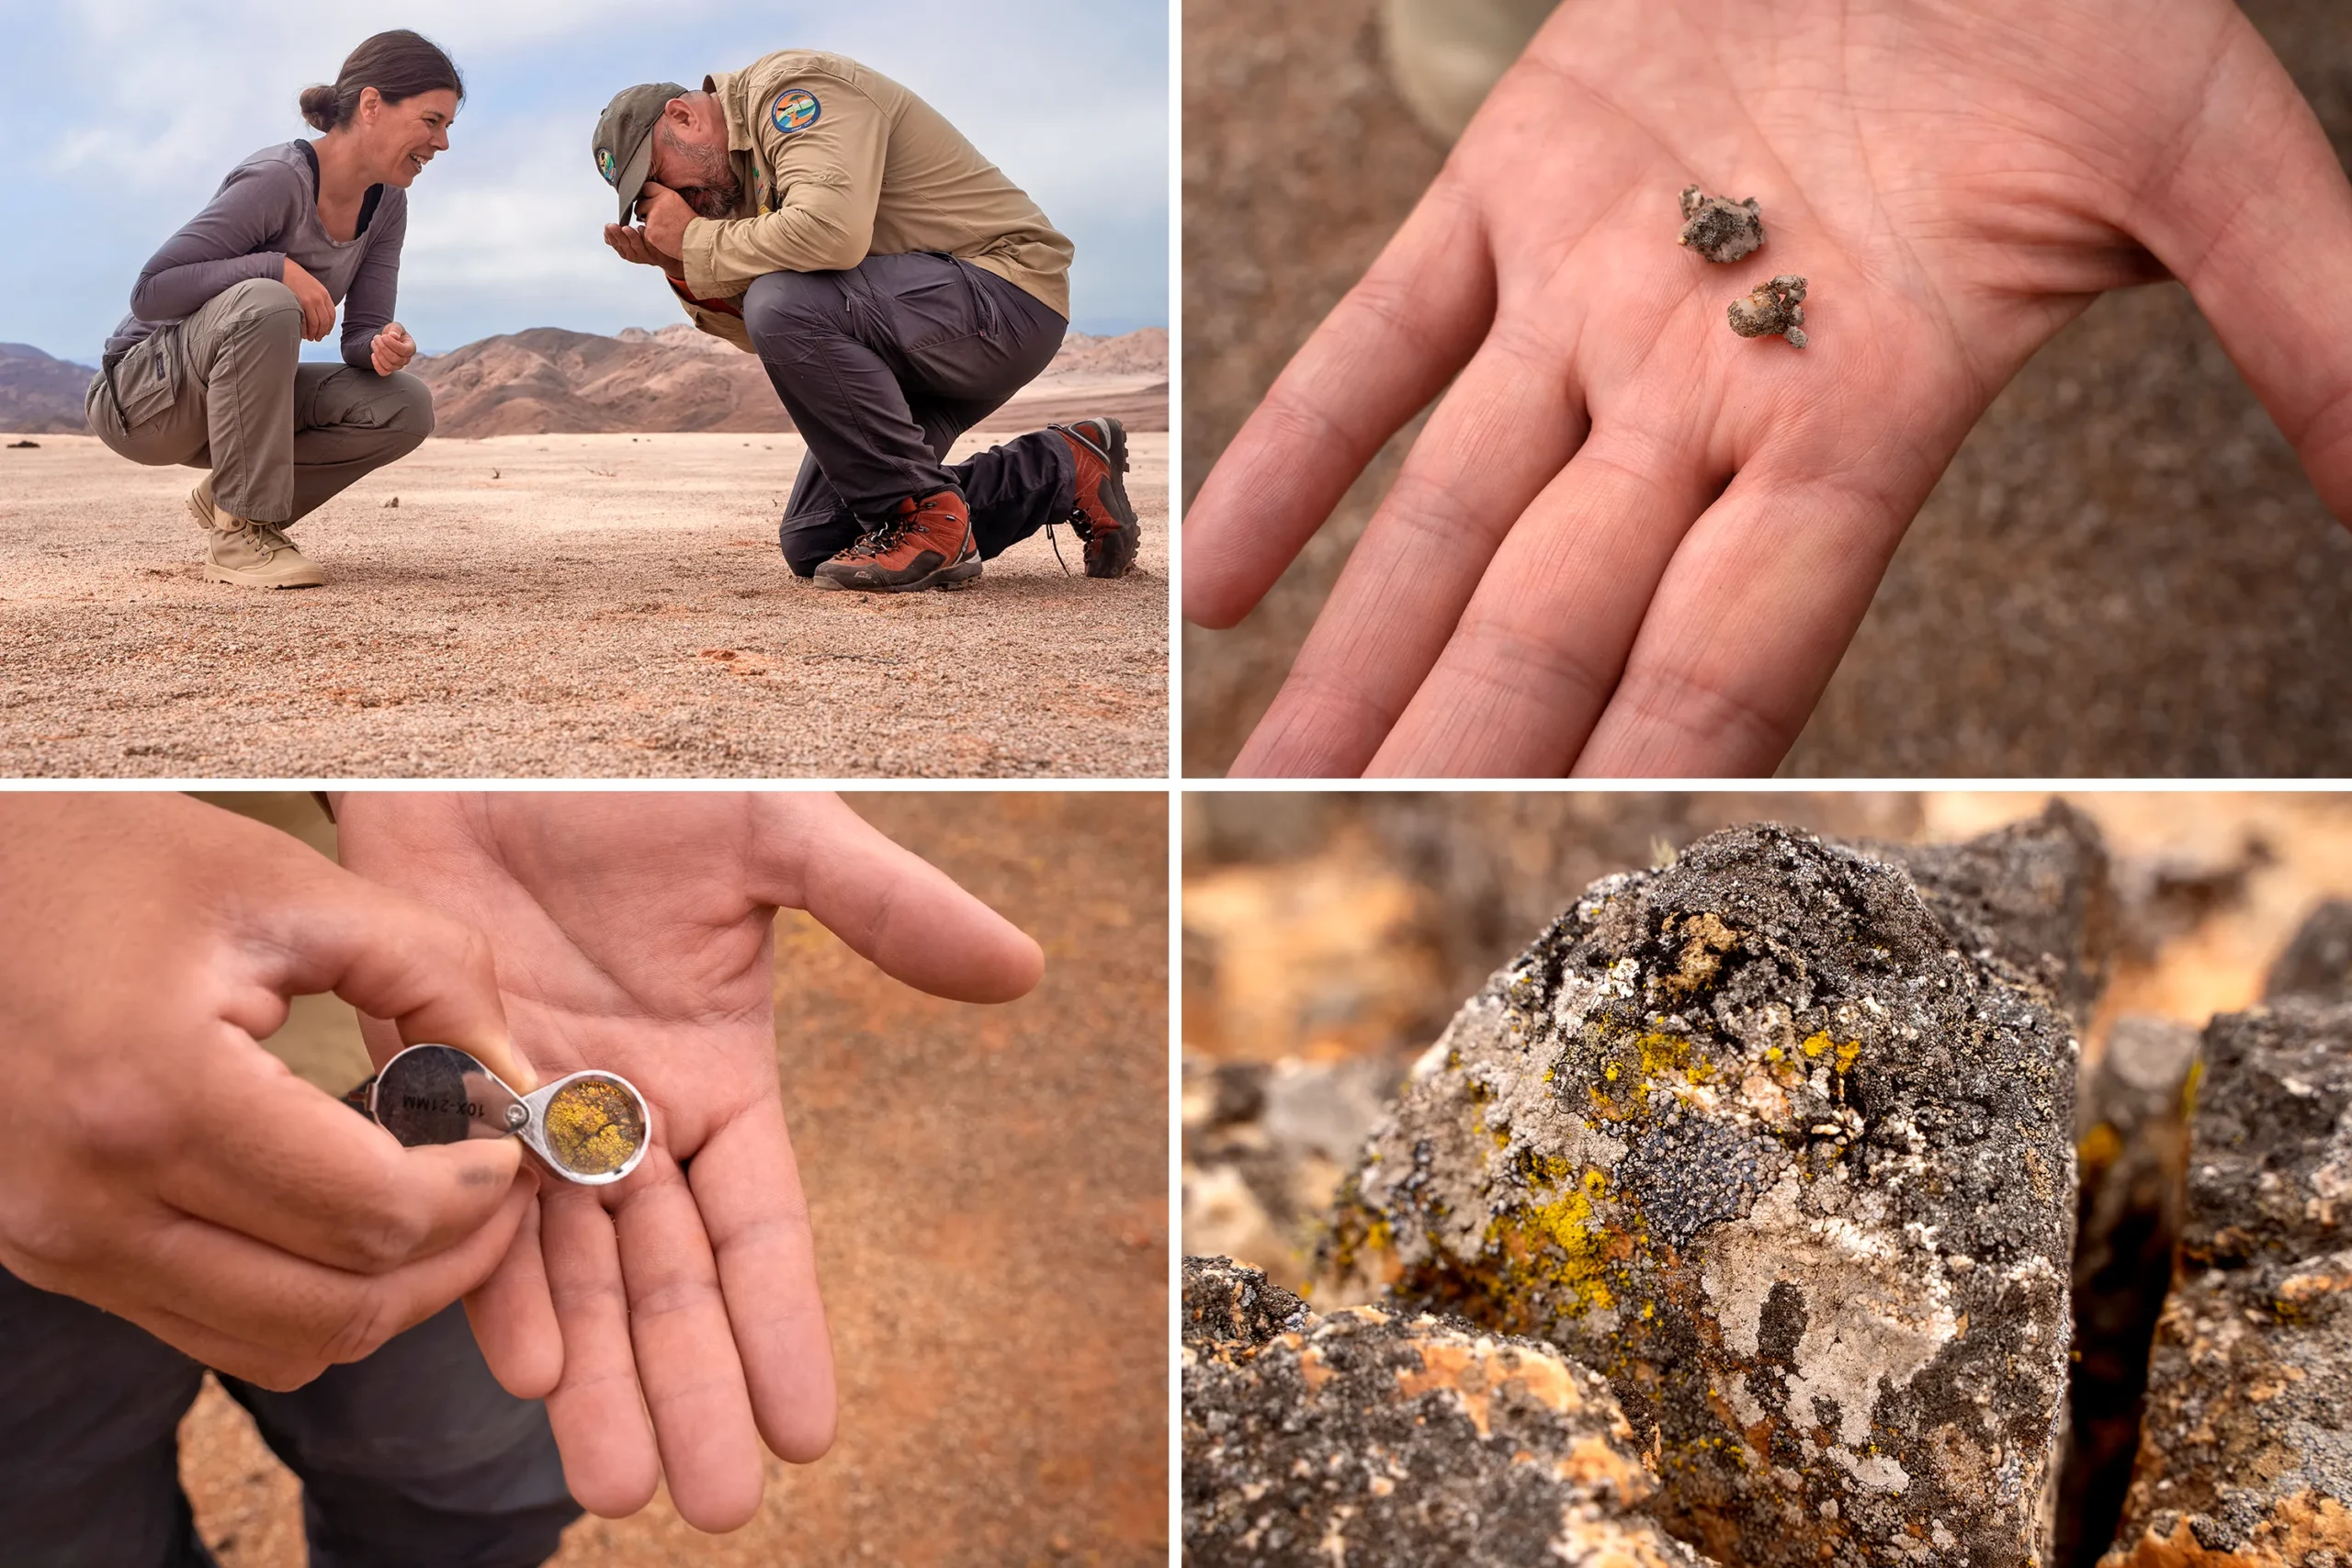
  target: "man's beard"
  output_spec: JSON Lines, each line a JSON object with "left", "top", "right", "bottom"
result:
{"left": 658, "top": 128, "right": 741, "bottom": 217}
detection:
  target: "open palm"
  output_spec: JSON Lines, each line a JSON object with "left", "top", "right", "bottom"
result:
{"left": 334, "top": 793, "right": 1042, "bottom": 1532}
{"left": 1185, "top": 0, "right": 2352, "bottom": 776}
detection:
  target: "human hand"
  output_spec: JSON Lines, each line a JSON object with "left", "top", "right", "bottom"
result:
{"left": 281, "top": 256, "right": 335, "bottom": 342}
{"left": 636, "top": 182, "right": 694, "bottom": 263}
{"left": 1185, "top": 0, "right": 2352, "bottom": 777}
{"left": 0, "top": 794, "right": 536, "bottom": 1391}
{"left": 370, "top": 321, "right": 416, "bottom": 375}
{"left": 334, "top": 792, "right": 1045, "bottom": 1532}
{"left": 601, "top": 221, "right": 684, "bottom": 277}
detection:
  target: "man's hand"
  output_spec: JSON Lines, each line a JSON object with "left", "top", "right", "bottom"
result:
{"left": 370, "top": 321, "right": 416, "bottom": 375}
{"left": 334, "top": 793, "right": 1044, "bottom": 1534}
{"left": 281, "top": 256, "right": 335, "bottom": 342}
{"left": 0, "top": 795, "right": 536, "bottom": 1392}
{"left": 1184, "top": 0, "right": 2352, "bottom": 777}
{"left": 601, "top": 221, "right": 684, "bottom": 278}
{"left": 636, "top": 182, "right": 695, "bottom": 265}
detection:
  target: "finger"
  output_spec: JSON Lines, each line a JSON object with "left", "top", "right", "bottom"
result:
{"left": 1227, "top": 317, "right": 1595, "bottom": 776}
{"left": 2143, "top": 15, "right": 2352, "bottom": 525}
{"left": 107, "top": 1295, "right": 330, "bottom": 1391}
{"left": 1183, "top": 175, "right": 1495, "bottom": 629}
{"left": 104, "top": 1179, "right": 529, "bottom": 1369}
{"left": 163, "top": 1048, "right": 524, "bottom": 1276}
{"left": 614, "top": 1147, "right": 764, "bottom": 1531}
{"left": 239, "top": 852, "right": 537, "bottom": 1092}
{"left": 757, "top": 795, "right": 1043, "bottom": 1002}
{"left": 1366, "top": 421, "right": 1717, "bottom": 775}
{"left": 465, "top": 1173, "right": 563, "bottom": 1399}
{"left": 539, "top": 1182, "right": 659, "bottom": 1517}
{"left": 1573, "top": 460, "right": 1920, "bottom": 776}
{"left": 690, "top": 1096, "right": 834, "bottom": 1463}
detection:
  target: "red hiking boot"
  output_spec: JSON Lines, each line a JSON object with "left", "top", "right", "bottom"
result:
{"left": 813, "top": 490, "right": 981, "bottom": 592}
{"left": 1053, "top": 417, "right": 1138, "bottom": 578}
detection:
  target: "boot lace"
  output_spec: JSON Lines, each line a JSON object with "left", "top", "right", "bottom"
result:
{"left": 839, "top": 515, "right": 910, "bottom": 560}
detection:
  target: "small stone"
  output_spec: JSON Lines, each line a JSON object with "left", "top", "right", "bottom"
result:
{"left": 1320, "top": 825, "right": 2077, "bottom": 1567}
{"left": 1182, "top": 1257, "right": 1716, "bottom": 1567}
{"left": 1182, "top": 1254, "right": 1309, "bottom": 1359}
{"left": 5, "top": 438, "right": 38, "bottom": 449}
{"left": 1678, "top": 184, "right": 1765, "bottom": 264}
{"left": 1728, "top": 275, "right": 1809, "bottom": 348}
{"left": 2103, "top": 1002, "right": 2352, "bottom": 1565}
{"left": 2266, "top": 899, "right": 2352, "bottom": 1006}
{"left": 383, "top": 495, "right": 400, "bottom": 507}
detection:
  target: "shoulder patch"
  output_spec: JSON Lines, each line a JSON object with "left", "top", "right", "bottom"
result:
{"left": 596, "top": 146, "right": 618, "bottom": 185}
{"left": 770, "top": 88, "right": 821, "bottom": 135}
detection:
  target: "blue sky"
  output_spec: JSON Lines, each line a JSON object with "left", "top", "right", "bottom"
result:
{"left": 0, "top": 0, "right": 1168, "bottom": 365}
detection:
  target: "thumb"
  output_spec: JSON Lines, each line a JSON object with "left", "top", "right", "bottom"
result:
{"left": 2139, "top": 14, "right": 2352, "bottom": 525}
{"left": 746, "top": 795, "right": 1045, "bottom": 1004}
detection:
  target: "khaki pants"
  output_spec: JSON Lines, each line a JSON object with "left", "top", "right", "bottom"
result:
{"left": 85, "top": 276, "right": 434, "bottom": 526}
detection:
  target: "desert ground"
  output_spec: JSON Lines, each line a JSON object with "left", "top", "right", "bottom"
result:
{"left": 175, "top": 791, "right": 1169, "bottom": 1568}
{"left": 1180, "top": 0, "right": 2352, "bottom": 776}
{"left": 0, "top": 426, "right": 1166, "bottom": 777}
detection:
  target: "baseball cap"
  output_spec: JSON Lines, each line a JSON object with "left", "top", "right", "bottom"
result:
{"left": 592, "top": 82, "right": 688, "bottom": 224}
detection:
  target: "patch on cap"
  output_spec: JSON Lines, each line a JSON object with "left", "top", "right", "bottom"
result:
{"left": 771, "top": 88, "right": 820, "bottom": 134}
{"left": 596, "top": 145, "right": 618, "bottom": 185}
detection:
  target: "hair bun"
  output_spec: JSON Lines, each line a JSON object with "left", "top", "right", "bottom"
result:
{"left": 299, "top": 84, "right": 340, "bottom": 131}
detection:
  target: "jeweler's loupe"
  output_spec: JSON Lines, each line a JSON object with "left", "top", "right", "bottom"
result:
{"left": 345, "top": 1043, "right": 650, "bottom": 1185}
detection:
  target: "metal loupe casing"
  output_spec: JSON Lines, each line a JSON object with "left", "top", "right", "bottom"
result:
{"left": 353, "top": 1043, "right": 651, "bottom": 1186}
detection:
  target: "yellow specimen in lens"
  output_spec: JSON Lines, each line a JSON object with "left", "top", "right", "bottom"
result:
{"left": 543, "top": 1077, "right": 646, "bottom": 1175}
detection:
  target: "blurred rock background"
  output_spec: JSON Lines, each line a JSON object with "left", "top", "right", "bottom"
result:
{"left": 181, "top": 792, "right": 1168, "bottom": 1568}
{"left": 1182, "top": 792, "right": 2352, "bottom": 1286}
{"left": 1180, "top": 0, "right": 2352, "bottom": 776}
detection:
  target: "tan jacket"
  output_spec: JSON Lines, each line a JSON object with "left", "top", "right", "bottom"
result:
{"left": 666, "top": 51, "right": 1073, "bottom": 350}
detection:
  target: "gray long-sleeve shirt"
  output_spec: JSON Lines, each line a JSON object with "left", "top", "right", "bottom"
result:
{"left": 105, "top": 141, "right": 405, "bottom": 369}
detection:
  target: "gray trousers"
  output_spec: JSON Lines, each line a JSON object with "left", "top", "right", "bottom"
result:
{"left": 86, "top": 277, "right": 434, "bottom": 525}
{"left": 0, "top": 1264, "right": 579, "bottom": 1567}
{"left": 745, "top": 254, "right": 1079, "bottom": 577}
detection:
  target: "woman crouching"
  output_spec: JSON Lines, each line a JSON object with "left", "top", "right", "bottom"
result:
{"left": 87, "top": 30, "right": 459, "bottom": 589}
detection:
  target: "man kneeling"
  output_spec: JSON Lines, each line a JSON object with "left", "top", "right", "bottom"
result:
{"left": 594, "top": 53, "right": 1138, "bottom": 592}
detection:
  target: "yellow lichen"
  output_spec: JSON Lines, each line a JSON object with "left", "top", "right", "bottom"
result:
{"left": 541, "top": 1077, "right": 646, "bottom": 1176}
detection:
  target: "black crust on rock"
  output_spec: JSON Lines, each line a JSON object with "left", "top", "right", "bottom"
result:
{"left": 1182, "top": 1257, "right": 1715, "bottom": 1567}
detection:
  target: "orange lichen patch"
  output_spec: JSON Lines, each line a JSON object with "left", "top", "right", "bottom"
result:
{"left": 2278, "top": 1271, "right": 2352, "bottom": 1307}
{"left": 2079, "top": 1121, "right": 2125, "bottom": 1174}
{"left": 1555, "top": 1433, "right": 1652, "bottom": 1501}
{"left": 2106, "top": 1490, "right": 2352, "bottom": 1565}
{"left": 1295, "top": 1337, "right": 1332, "bottom": 1393}
{"left": 1664, "top": 912, "right": 1740, "bottom": 997}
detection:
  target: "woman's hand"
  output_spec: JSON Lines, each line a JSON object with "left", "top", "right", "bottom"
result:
{"left": 1185, "top": 0, "right": 2352, "bottom": 777}
{"left": 370, "top": 321, "right": 416, "bottom": 375}
{"left": 281, "top": 256, "right": 335, "bottom": 342}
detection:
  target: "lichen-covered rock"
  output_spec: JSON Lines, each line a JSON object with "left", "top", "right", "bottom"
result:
{"left": 1182, "top": 1256, "right": 1714, "bottom": 1567}
{"left": 2265, "top": 900, "right": 2352, "bottom": 1005}
{"left": 1727, "top": 275, "right": 1809, "bottom": 347}
{"left": 2062, "top": 1018, "right": 2199, "bottom": 1567}
{"left": 1184, "top": 1253, "right": 1310, "bottom": 1358}
{"left": 2103, "top": 1002, "right": 2352, "bottom": 1567}
{"left": 1321, "top": 825, "right": 2078, "bottom": 1567}
{"left": 1865, "top": 799, "right": 2115, "bottom": 1030}
{"left": 1678, "top": 185, "right": 1766, "bottom": 263}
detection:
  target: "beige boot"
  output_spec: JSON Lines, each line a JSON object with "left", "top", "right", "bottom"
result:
{"left": 187, "top": 478, "right": 324, "bottom": 589}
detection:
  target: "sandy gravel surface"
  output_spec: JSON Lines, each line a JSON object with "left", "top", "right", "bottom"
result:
{"left": 1180, "top": 0, "right": 2352, "bottom": 777}
{"left": 0, "top": 429, "right": 1167, "bottom": 778}
{"left": 177, "top": 791, "right": 1170, "bottom": 1568}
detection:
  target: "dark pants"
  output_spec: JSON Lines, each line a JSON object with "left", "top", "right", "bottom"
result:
{"left": 742, "top": 253, "right": 1078, "bottom": 577}
{"left": 0, "top": 1266, "right": 579, "bottom": 1568}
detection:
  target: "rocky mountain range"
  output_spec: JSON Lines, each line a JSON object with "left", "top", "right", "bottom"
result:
{"left": 0, "top": 325, "right": 1166, "bottom": 439}
{"left": 0, "top": 343, "right": 97, "bottom": 434}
